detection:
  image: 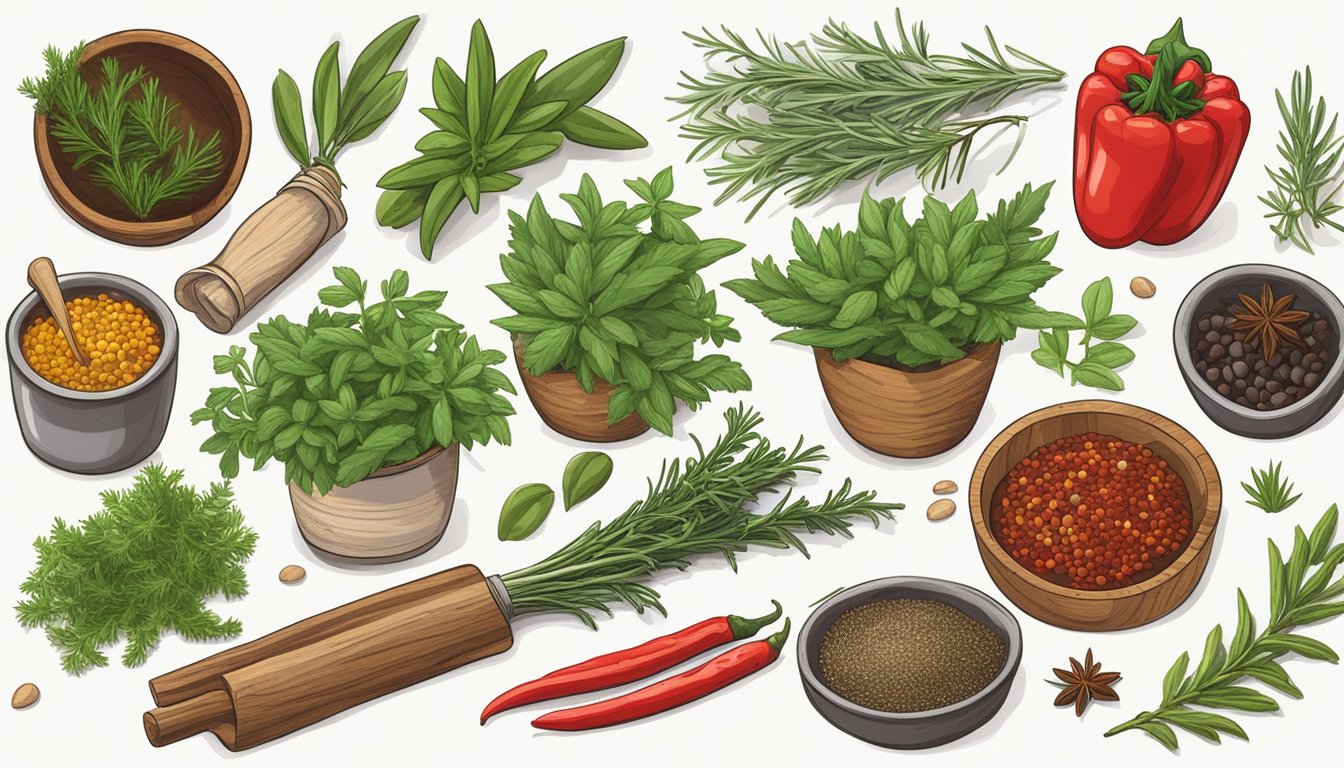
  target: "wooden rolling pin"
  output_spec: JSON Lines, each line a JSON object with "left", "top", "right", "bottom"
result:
{"left": 144, "top": 565, "right": 511, "bottom": 751}
{"left": 174, "top": 165, "right": 347, "bottom": 334}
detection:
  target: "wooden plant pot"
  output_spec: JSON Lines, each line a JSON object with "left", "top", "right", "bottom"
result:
{"left": 33, "top": 29, "right": 251, "bottom": 246}
{"left": 968, "top": 400, "right": 1221, "bottom": 631}
{"left": 813, "top": 342, "right": 1001, "bottom": 458}
{"left": 288, "top": 444, "right": 460, "bottom": 563}
{"left": 513, "top": 338, "right": 650, "bottom": 442}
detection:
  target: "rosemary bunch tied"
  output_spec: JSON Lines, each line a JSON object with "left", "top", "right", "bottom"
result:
{"left": 501, "top": 405, "right": 901, "bottom": 627}
{"left": 673, "top": 10, "right": 1065, "bottom": 219}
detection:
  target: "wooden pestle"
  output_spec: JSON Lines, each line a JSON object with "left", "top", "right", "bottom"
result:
{"left": 26, "top": 257, "right": 91, "bottom": 367}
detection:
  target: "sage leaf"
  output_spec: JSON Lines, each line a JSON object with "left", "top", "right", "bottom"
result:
{"left": 563, "top": 451, "right": 613, "bottom": 510}
{"left": 555, "top": 106, "right": 647, "bottom": 149}
{"left": 419, "top": 175, "right": 466, "bottom": 259}
{"left": 379, "top": 155, "right": 468, "bottom": 189}
{"left": 487, "top": 49, "right": 547, "bottom": 143}
{"left": 337, "top": 15, "right": 418, "bottom": 130}
{"left": 1071, "top": 362, "right": 1125, "bottom": 391}
{"left": 341, "top": 70, "right": 408, "bottom": 145}
{"left": 499, "top": 482, "right": 555, "bottom": 541}
{"left": 1090, "top": 313, "right": 1138, "bottom": 340}
{"left": 461, "top": 173, "right": 481, "bottom": 213}
{"left": 465, "top": 20, "right": 495, "bottom": 142}
{"left": 1081, "top": 276, "right": 1113, "bottom": 326}
{"left": 479, "top": 172, "right": 523, "bottom": 193}
{"left": 432, "top": 57, "right": 466, "bottom": 115}
{"left": 510, "top": 100, "right": 568, "bottom": 133}
{"left": 1081, "top": 341, "right": 1135, "bottom": 369}
{"left": 415, "top": 131, "right": 470, "bottom": 155}
{"left": 376, "top": 187, "right": 431, "bottom": 229}
{"left": 272, "top": 69, "right": 309, "bottom": 167}
{"left": 313, "top": 42, "right": 341, "bottom": 154}
{"left": 525, "top": 37, "right": 626, "bottom": 122}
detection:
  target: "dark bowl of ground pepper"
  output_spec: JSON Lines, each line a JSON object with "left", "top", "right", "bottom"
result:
{"left": 1174, "top": 264, "right": 1343, "bottom": 439}
{"left": 797, "top": 576, "right": 1022, "bottom": 750}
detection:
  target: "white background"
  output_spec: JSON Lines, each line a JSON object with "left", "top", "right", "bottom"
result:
{"left": 2, "top": 1, "right": 1343, "bottom": 766}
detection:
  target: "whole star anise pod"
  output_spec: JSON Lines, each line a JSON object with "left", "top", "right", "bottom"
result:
{"left": 1051, "top": 648, "right": 1121, "bottom": 716}
{"left": 1226, "top": 282, "right": 1310, "bottom": 361}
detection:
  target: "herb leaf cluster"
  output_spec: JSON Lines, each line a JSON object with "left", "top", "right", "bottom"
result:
{"left": 193, "top": 267, "right": 515, "bottom": 495}
{"left": 1107, "top": 504, "right": 1344, "bottom": 750}
{"left": 378, "top": 20, "right": 646, "bottom": 259}
{"left": 19, "top": 44, "right": 223, "bottom": 219}
{"left": 725, "top": 183, "right": 1071, "bottom": 368}
{"left": 673, "top": 11, "right": 1065, "bottom": 218}
{"left": 1242, "top": 460, "right": 1302, "bottom": 514}
{"left": 15, "top": 465, "right": 257, "bottom": 675}
{"left": 501, "top": 404, "right": 901, "bottom": 627}
{"left": 490, "top": 169, "right": 750, "bottom": 435}
{"left": 1260, "top": 67, "right": 1344, "bottom": 253}
{"left": 1031, "top": 277, "right": 1138, "bottom": 391}
{"left": 272, "top": 16, "right": 418, "bottom": 172}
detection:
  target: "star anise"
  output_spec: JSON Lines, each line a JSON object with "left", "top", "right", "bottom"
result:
{"left": 1051, "top": 648, "right": 1121, "bottom": 716}
{"left": 1226, "top": 282, "right": 1310, "bottom": 361}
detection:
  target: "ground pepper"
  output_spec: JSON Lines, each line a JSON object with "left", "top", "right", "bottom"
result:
{"left": 21, "top": 294, "right": 161, "bottom": 392}
{"left": 990, "top": 432, "right": 1192, "bottom": 591}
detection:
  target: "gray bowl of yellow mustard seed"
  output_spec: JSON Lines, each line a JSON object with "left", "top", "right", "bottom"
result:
{"left": 797, "top": 576, "right": 1022, "bottom": 749}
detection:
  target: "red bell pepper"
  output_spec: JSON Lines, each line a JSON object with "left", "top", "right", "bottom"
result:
{"left": 1074, "top": 19, "right": 1251, "bottom": 248}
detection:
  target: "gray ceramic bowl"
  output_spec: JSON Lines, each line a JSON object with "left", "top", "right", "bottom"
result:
{"left": 797, "top": 576, "right": 1022, "bottom": 750}
{"left": 7, "top": 272, "right": 178, "bottom": 473}
{"left": 1174, "top": 264, "right": 1344, "bottom": 439}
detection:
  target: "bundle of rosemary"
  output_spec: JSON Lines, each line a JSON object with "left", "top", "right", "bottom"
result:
{"left": 501, "top": 404, "right": 901, "bottom": 626}
{"left": 673, "top": 11, "right": 1065, "bottom": 219}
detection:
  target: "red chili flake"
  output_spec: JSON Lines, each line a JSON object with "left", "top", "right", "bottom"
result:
{"left": 990, "top": 432, "right": 1192, "bottom": 591}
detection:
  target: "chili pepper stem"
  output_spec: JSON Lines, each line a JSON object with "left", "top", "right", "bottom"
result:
{"left": 726, "top": 600, "right": 783, "bottom": 640}
{"left": 765, "top": 618, "right": 792, "bottom": 652}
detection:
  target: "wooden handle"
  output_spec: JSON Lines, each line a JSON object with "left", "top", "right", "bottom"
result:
{"left": 174, "top": 165, "right": 347, "bottom": 334}
{"left": 26, "top": 257, "right": 91, "bottom": 367}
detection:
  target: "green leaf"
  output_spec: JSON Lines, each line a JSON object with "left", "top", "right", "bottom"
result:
{"left": 555, "top": 106, "right": 647, "bottom": 149}
{"left": 340, "top": 70, "right": 408, "bottom": 144}
{"left": 1243, "top": 660, "right": 1304, "bottom": 698}
{"left": 313, "top": 42, "right": 341, "bottom": 154}
{"left": 272, "top": 69, "right": 309, "bottom": 167}
{"left": 498, "top": 483, "right": 555, "bottom": 541}
{"left": 1081, "top": 277, "right": 1114, "bottom": 327}
{"left": 1194, "top": 687, "right": 1280, "bottom": 712}
{"left": 509, "top": 100, "right": 567, "bottom": 133}
{"left": 431, "top": 399, "right": 454, "bottom": 447}
{"left": 1161, "top": 651, "right": 1190, "bottom": 703}
{"left": 379, "top": 155, "right": 466, "bottom": 189}
{"left": 1257, "top": 633, "right": 1339, "bottom": 661}
{"left": 1090, "top": 314, "right": 1138, "bottom": 341}
{"left": 1082, "top": 341, "right": 1135, "bottom": 369}
{"left": 1072, "top": 361, "right": 1125, "bottom": 391}
{"left": 464, "top": 20, "right": 496, "bottom": 142}
{"left": 432, "top": 57, "right": 466, "bottom": 114}
{"left": 562, "top": 451, "right": 613, "bottom": 510}
{"left": 486, "top": 49, "right": 546, "bottom": 142}
{"left": 376, "top": 187, "right": 431, "bottom": 229}
{"left": 831, "top": 291, "right": 877, "bottom": 329}
{"left": 525, "top": 37, "right": 626, "bottom": 123}
{"left": 1136, "top": 721, "right": 1180, "bottom": 751}
{"left": 336, "top": 15, "right": 418, "bottom": 135}
{"left": 419, "top": 175, "right": 465, "bottom": 259}
{"left": 461, "top": 173, "right": 481, "bottom": 213}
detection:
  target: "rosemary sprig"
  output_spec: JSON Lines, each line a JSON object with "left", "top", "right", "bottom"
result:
{"left": 1242, "top": 460, "right": 1302, "bottom": 514}
{"left": 672, "top": 10, "right": 1064, "bottom": 219}
{"left": 1260, "top": 67, "right": 1344, "bottom": 253}
{"left": 1106, "top": 504, "right": 1344, "bottom": 750}
{"left": 500, "top": 404, "right": 901, "bottom": 627}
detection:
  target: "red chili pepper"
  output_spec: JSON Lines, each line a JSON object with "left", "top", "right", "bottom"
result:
{"left": 1074, "top": 18, "right": 1250, "bottom": 248}
{"left": 480, "top": 601, "right": 782, "bottom": 724}
{"left": 531, "top": 618, "right": 791, "bottom": 731}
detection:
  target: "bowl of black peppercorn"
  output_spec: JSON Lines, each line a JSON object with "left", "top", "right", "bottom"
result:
{"left": 1174, "top": 264, "right": 1343, "bottom": 439}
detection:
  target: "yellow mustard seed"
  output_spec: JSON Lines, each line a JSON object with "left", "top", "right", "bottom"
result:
{"left": 21, "top": 294, "right": 161, "bottom": 392}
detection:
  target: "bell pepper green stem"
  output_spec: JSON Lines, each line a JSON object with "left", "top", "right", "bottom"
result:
{"left": 1122, "top": 18, "right": 1209, "bottom": 122}
{"left": 727, "top": 600, "right": 783, "bottom": 640}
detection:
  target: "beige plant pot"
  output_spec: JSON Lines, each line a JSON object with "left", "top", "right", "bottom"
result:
{"left": 288, "top": 444, "right": 460, "bottom": 563}
{"left": 813, "top": 342, "right": 1001, "bottom": 458}
{"left": 513, "top": 338, "right": 650, "bottom": 442}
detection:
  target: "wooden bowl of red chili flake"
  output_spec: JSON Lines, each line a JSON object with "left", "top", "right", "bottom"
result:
{"left": 969, "top": 400, "right": 1221, "bottom": 631}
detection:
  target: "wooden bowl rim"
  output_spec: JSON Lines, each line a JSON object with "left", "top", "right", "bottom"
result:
{"left": 32, "top": 28, "right": 251, "bottom": 241}
{"left": 968, "top": 399, "right": 1222, "bottom": 602}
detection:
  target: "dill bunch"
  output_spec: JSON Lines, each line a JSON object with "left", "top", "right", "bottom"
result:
{"left": 501, "top": 404, "right": 900, "bottom": 627}
{"left": 19, "top": 44, "right": 223, "bottom": 220}
{"left": 15, "top": 465, "right": 257, "bottom": 674}
{"left": 673, "top": 11, "right": 1064, "bottom": 219}
{"left": 1260, "top": 67, "right": 1344, "bottom": 253}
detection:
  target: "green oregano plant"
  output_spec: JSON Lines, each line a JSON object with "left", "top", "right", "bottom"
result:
{"left": 193, "top": 267, "right": 515, "bottom": 495}
{"left": 1031, "top": 277, "right": 1139, "bottom": 391}
{"left": 490, "top": 168, "right": 751, "bottom": 435}
{"left": 725, "top": 182, "right": 1073, "bottom": 368}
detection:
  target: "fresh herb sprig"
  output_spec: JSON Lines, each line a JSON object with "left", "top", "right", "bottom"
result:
{"left": 500, "top": 404, "right": 900, "bottom": 627}
{"left": 15, "top": 465, "right": 257, "bottom": 674}
{"left": 1260, "top": 67, "right": 1344, "bottom": 253}
{"left": 19, "top": 44, "right": 223, "bottom": 219}
{"left": 271, "top": 16, "right": 417, "bottom": 175}
{"left": 1106, "top": 504, "right": 1344, "bottom": 750}
{"left": 490, "top": 169, "right": 750, "bottom": 434}
{"left": 193, "top": 267, "right": 515, "bottom": 495}
{"left": 1242, "top": 460, "right": 1302, "bottom": 514}
{"left": 725, "top": 183, "right": 1072, "bottom": 368}
{"left": 673, "top": 11, "right": 1065, "bottom": 219}
{"left": 1031, "top": 277, "right": 1138, "bottom": 391}
{"left": 377, "top": 21, "right": 646, "bottom": 259}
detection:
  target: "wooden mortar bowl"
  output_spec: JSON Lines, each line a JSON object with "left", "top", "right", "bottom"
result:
{"left": 33, "top": 29, "right": 250, "bottom": 246}
{"left": 968, "top": 400, "right": 1221, "bottom": 631}
{"left": 513, "top": 338, "right": 650, "bottom": 442}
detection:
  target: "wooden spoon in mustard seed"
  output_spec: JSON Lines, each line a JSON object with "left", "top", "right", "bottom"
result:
{"left": 27, "top": 257, "right": 91, "bottom": 367}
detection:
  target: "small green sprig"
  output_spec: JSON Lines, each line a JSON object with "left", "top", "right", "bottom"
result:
{"left": 1032, "top": 277, "right": 1138, "bottom": 391}
{"left": 1242, "top": 460, "right": 1302, "bottom": 514}
{"left": 15, "top": 465, "right": 257, "bottom": 675}
{"left": 1260, "top": 67, "right": 1344, "bottom": 253}
{"left": 1106, "top": 504, "right": 1344, "bottom": 751}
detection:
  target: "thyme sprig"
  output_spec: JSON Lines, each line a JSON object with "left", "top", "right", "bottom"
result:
{"left": 1260, "top": 67, "right": 1344, "bottom": 253}
{"left": 1106, "top": 504, "right": 1344, "bottom": 751}
{"left": 500, "top": 404, "right": 900, "bottom": 627}
{"left": 672, "top": 10, "right": 1064, "bottom": 219}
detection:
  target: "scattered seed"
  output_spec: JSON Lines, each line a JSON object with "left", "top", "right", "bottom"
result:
{"left": 1130, "top": 276, "right": 1156, "bottom": 299}
{"left": 279, "top": 565, "right": 306, "bottom": 585}
{"left": 11, "top": 683, "right": 39, "bottom": 709}
{"left": 927, "top": 499, "right": 956, "bottom": 521}
{"left": 932, "top": 479, "right": 958, "bottom": 495}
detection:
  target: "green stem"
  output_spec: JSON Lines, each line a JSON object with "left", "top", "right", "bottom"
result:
{"left": 727, "top": 600, "right": 783, "bottom": 639}
{"left": 1121, "top": 19, "right": 1208, "bottom": 122}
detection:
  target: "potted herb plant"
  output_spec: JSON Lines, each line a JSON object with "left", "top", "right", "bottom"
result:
{"left": 726, "top": 182, "right": 1069, "bottom": 458}
{"left": 193, "top": 266, "right": 516, "bottom": 562}
{"left": 489, "top": 168, "right": 751, "bottom": 441}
